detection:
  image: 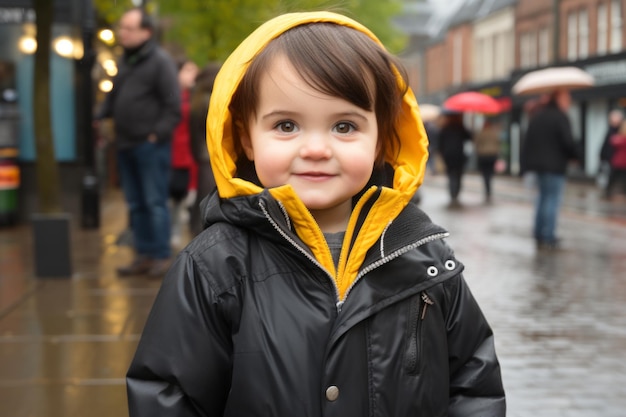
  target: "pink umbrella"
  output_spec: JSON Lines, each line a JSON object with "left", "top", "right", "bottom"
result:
{"left": 443, "top": 91, "right": 502, "bottom": 114}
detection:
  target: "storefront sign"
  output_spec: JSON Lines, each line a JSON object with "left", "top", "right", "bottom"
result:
{"left": 0, "top": 7, "right": 34, "bottom": 24}
{"left": 0, "top": 164, "right": 19, "bottom": 190}
{"left": 584, "top": 60, "right": 626, "bottom": 86}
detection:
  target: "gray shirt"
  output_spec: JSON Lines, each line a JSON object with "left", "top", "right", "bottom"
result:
{"left": 324, "top": 231, "right": 345, "bottom": 269}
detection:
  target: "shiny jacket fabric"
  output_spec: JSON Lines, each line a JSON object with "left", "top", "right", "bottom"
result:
{"left": 127, "top": 191, "right": 505, "bottom": 417}
{"left": 126, "top": 11, "right": 505, "bottom": 417}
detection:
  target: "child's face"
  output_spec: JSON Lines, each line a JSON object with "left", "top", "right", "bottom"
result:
{"left": 241, "top": 54, "right": 378, "bottom": 232}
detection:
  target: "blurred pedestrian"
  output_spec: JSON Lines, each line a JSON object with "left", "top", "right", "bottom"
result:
{"left": 521, "top": 89, "right": 580, "bottom": 250}
{"left": 169, "top": 59, "right": 199, "bottom": 247}
{"left": 96, "top": 7, "right": 181, "bottom": 277}
{"left": 473, "top": 117, "right": 501, "bottom": 203}
{"left": 605, "top": 119, "right": 626, "bottom": 199}
{"left": 188, "top": 63, "right": 220, "bottom": 236}
{"left": 600, "top": 109, "right": 624, "bottom": 198}
{"left": 424, "top": 118, "right": 440, "bottom": 175}
{"left": 437, "top": 111, "right": 471, "bottom": 208}
{"left": 126, "top": 12, "right": 505, "bottom": 417}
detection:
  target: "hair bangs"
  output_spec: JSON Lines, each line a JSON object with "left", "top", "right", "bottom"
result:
{"left": 280, "top": 23, "right": 375, "bottom": 111}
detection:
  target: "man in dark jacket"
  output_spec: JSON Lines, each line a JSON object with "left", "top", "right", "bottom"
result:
{"left": 97, "top": 7, "right": 181, "bottom": 276}
{"left": 437, "top": 112, "right": 471, "bottom": 208}
{"left": 521, "top": 89, "right": 580, "bottom": 250}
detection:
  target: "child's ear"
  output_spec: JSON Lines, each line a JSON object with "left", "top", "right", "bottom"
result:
{"left": 241, "top": 134, "right": 254, "bottom": 161}
{"left": 236, "top": 121, "right": 254, "bottom": 161}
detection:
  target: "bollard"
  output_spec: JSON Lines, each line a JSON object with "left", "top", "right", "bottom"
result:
{"left": 80, "top": 172, "right": 100, "bottom": 229}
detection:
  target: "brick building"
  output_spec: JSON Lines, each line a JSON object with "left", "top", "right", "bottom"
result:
{"left": 415, "top": 0, "right": 626, "bottom": 179}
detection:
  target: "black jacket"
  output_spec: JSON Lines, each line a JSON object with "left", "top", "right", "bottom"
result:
{"left": 521, "top": 102, "right": 580, "bottom": 174}
{"left": 126, "top": 12, "right": 505, "bottom": 417}
{"left": 438, "top": 121, "right": 471, "bottom": 169}
{"left": 600, "top": 125, "right": 619, "bottom": 162}
{"left": 127, "top": 191, "right": 505, "bottom": 417}
{"left": 98, "top": 40, "right": 181, "bottom": 148}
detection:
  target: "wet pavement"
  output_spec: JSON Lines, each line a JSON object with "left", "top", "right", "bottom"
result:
{"left": 1, "top": 174, "right": 626, "bottom": 417}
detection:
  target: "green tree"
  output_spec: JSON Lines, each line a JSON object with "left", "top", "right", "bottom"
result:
{"left": 160, "top": 0, "right": 407, "bottom": 63}
{"left": 93, "top": 0, "right": 406, "bottom": 65}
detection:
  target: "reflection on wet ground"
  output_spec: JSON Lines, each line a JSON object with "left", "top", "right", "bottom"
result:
{"left": 1, "top": 175, "right": 626, "bottom": 417}
{"left": 422, "top": 175, "right": 626, "bottom": 417}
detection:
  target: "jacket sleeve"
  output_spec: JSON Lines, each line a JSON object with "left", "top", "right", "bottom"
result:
{"left": 126, "top": 250, "right": 235, "bottom": 417}
{"left": 444, "top": 274, "right": 506, "bottom": 417}
{"left": 153, "top": 53, "right": 182, "bottom": 142}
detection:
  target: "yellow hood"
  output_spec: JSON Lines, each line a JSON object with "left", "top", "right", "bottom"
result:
{"left": 206, "top": 11, "right": 429, "bottom": 300}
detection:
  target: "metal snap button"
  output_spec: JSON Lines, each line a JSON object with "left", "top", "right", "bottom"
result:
{"left": 427, "top": 266, "right": 438, "bottom": 276}
{"left": 444, "top": 260, "right": 456, "bottom": 270}
{"left": 325, "top": 385, "right": 339, "bottom": 401}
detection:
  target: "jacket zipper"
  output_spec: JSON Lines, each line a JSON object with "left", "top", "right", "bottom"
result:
{"left": 259, "top": 201, "right": 342, "bottom": 305}
{"left": 420, "top": 291, "right": 434, "bottom": 319}
{"left": 405, "top": 290, "right": 434, "bottom": 374}
{"left": 260, "top": 201, "right": 449, "bottom": 314}
{"left": 341, "top": 231, "right": 449, "bottom": 306}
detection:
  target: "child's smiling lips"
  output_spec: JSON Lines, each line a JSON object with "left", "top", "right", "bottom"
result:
{"left": 295, "top": 171, "right": 335, "bottom": 181}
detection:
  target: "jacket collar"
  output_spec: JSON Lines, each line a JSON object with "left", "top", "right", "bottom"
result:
{"left": 123, "top": 39, "right": 156, "bottom": 66}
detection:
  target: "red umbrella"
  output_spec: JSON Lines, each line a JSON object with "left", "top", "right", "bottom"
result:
{"left": 443, "top": 91, "right": 502, "bottom": 114}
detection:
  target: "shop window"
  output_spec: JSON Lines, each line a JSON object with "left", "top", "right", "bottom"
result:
{"left": 598, "top": 3, "right": 608, "bottom": 54}
{"left": 610, "top": 0, "right": 623, "bottom": 53}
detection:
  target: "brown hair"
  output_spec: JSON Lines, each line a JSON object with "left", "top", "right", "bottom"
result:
{"left": 229, "top": 22, "right": 408, "bottom": 167}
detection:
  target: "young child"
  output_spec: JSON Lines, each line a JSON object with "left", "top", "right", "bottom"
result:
{"left": 127, "top": 11, "right": 505, "bottom": 417}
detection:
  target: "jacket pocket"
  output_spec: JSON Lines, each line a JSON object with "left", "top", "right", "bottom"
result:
{"left": 404, "top": 291, "right": 434, "bottom": 375}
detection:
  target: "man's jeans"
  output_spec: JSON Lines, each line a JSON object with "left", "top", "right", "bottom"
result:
{"left": 534, "top": 172, "right": 566, "bottom": 244}
{"left": 117, "top": 141, "right": 171, "bottom": 259}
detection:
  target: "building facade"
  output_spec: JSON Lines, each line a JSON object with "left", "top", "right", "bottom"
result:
{"left": 418, "top": 0, "right": 626, "bottom": 179}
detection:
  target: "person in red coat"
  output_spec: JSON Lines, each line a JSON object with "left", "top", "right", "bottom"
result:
{"left": 170, "top": 59, "right": 199, "bottom": 246}
{"left": 607, "top": 120, "right": 626, "bottom": 199}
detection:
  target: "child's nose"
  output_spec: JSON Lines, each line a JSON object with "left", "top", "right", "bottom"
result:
{"left": 299, "top": 132, "right": 332, "bottom": 159}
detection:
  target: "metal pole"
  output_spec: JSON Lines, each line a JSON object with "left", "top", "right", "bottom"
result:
{"left": 79, "top": 0, "right": 99, "bottom": 229}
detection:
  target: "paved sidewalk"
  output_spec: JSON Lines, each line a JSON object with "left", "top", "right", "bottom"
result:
{"left": 0, "top": 175, "right": 625, "bottom": 417}
{"left": 424, "top": 172, "right": 626, "bottom": 221}
{"left": 420, "top": 174, "right": 626, "bottom": 417}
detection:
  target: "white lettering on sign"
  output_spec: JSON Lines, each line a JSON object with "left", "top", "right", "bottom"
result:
{"left": 584, "top": 60, "right": 626, "bottom": 86}
{"left": 0, "top": 8, "right": 35, "bottom": 24}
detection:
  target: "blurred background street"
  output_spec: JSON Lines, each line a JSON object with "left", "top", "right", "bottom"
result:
{"left": 1, "top": 174, "right": 626, "bottom": 417}
{"left": 2, "top": 0, "right": 626, "bottom": 416}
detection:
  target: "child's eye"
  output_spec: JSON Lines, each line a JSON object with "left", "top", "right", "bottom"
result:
{"left": 275, "top": 121, "right": 298, "bottom": 133}
{"left": 333, "top": 122, "right": 356, "bottom": 134}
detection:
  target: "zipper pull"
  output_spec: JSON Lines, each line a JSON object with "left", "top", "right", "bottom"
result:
{"left": 420, "top": 291, "right": 434, "bottom": 320}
